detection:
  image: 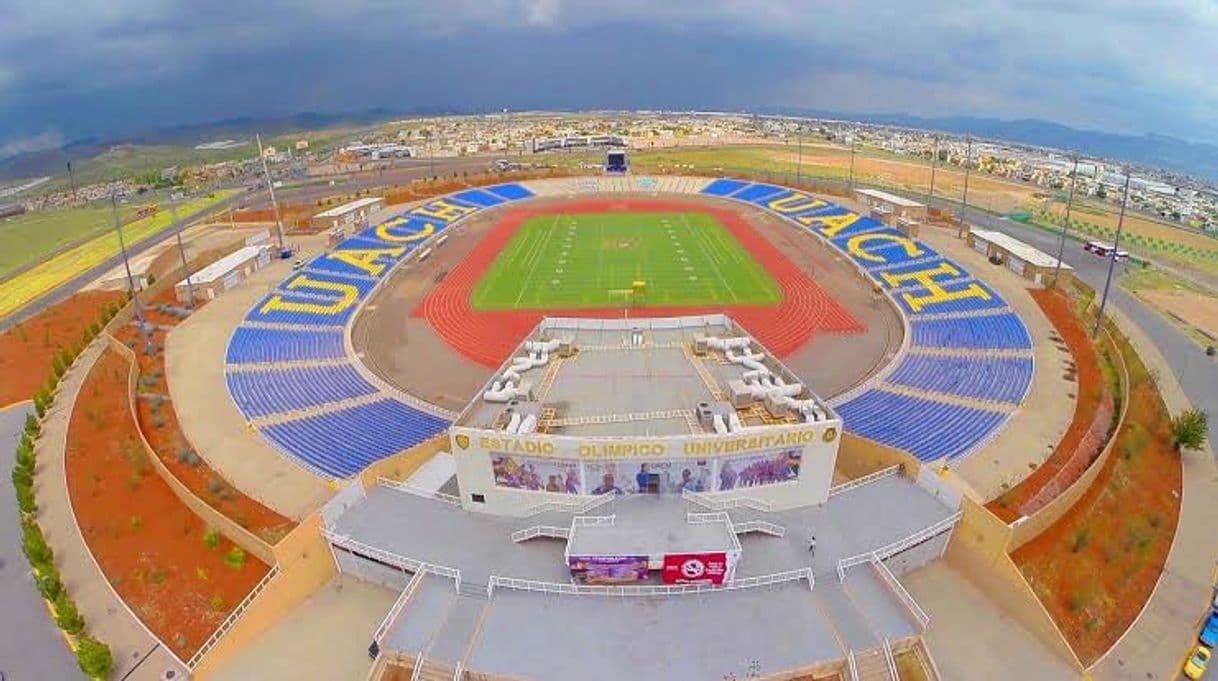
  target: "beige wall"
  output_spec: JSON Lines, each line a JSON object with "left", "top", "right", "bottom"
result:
{"left": 836, "top": 433, "right": 921, "bottom": 482}
{"left": 947, "top": 499, "right": 1083, "bottom": 672}
{"left": 1008, "top": 326, "right": 1130, "bottom": 550}
{"left": 193, "top": 513, "right": 337, "bottom": 679}
{"left": 357, "top": 436, "right": 449, "bottom": 487}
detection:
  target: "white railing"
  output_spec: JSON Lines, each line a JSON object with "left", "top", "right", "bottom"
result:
{"left": 835, "top": 552, "right": 877, "bottom": 582}
{"left": 687, "top": 511, "right": 730, "bottom": 524}
{"left": 409, "top": 651, "right": 425, "bottom": 681}
{"left": 488, "top": 567, "right": 812, "bottom": 598}
{"left": 452, "top": 661, "right": 463, "bottom": 681}
{"left": 846, "top": 650, "right": 859, "bottom": 681}
{"left": 378, "top": 477, "right": 461, "bottom": 506}
{"left": 828, "top": 465, "right": 901, "bottom": 497}
{"left": 522, "top": 491, "right": 616, "bottom": 517}
{"left": 883, "top": 640, "right": 898, "bottom": 680}
{"left": 510, "top": 525, "right": 570, "bottom": 543}
{"left": 873, "top": 557, "right": 930, "bottom": 628}
{"left": 373, "top": 570, "right": 424, "bottom": 645}
{"left": 682, "top": 488, "right": 773, "bottom": 512}
{"left": 870, "top": 511, "right": 962, "bottom": 561}
{"left": 734, "top": 520, "right": 786, "bottom": 537}
{"left": 187, "top": 564, "right": 280, "bottom": 668}
{"left": 571, "top": 514, "right": 615, "bottom": 527}
{"left": 324, "top": 530, "right": 462, "bottom": 588}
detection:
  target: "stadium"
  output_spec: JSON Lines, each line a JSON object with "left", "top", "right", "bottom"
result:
{"left": 7, "top": 161, "right": 1200, "bottom": 681}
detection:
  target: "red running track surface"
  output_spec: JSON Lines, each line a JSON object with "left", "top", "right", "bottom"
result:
{"left": 413, "top": 199, "right": 864, "bottom": 368}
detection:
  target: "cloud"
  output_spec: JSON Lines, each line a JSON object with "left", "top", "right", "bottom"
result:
{"left": 0, "top": 1, "right": 1215, "bottom": 144}
{"left": 0, "top": 130, "right": 65, "bottom": 159}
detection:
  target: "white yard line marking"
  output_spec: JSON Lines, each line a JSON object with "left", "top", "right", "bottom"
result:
{"left": 682, "top": 212, "right": 739, "bottom": 303}
{"left": 514, "top": 214, "right": 562, "bottom": 308}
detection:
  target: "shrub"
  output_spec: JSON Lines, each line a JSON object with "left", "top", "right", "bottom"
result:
{"left": 76, "top": 636, "right": 114, "bottom": 679}
{"left": 21, "top": 520, "right": 54, "bottom": 565}
{"left": 51, "top": 353, "right": 66, "bottom": 378}
{"left": 1071, "top": 527, "right": 1091, "bottom": 553}
{"left": 12, "top": 464, "right": 33, "bottom": 489}
{"left": 1172, "top": 409, "right": 1209, "bottom": 452}
{"left": 24, "top": 413, "right": 40, "bottom": 437}
{"left": 176, "top": 448, "right": 201, "bottom": 467}
{"left": 37, "top": 570, "right": 63, "bottom": 600}
{"left": 16, "top": 484, "right": 37, "bottom": 514}
{"left": 203, "top": 528, "right": 221, "bottom": 550}
{"left": 223, "top": 546, "right": 247, "bottom": 569}
{"left": 53, "top": 592, "right": 85, "bottom": 634}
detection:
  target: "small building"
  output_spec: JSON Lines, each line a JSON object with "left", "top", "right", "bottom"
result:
{"left": 295, "top": 139, "right": 310, "bottom": 151}
{"left": 967, "top": 228, "right": 1074, "bottom": 286}
{"left": 175, "top": 245, "right": 271, "bottom": 303}
{"left": 854, "top": 188, "right": 928, "bottom": 234}
{"left": 310, "top": 197, "right": 386, "bottom": 232}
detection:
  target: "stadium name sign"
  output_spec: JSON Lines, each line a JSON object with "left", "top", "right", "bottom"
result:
{"left": 469, "top": 426, "right": 821, "bottom": 461}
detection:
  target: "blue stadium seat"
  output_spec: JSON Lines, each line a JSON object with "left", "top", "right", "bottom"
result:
{"left": 452, "top": 189, "right": 507, "bottom": 207}
{"left": 886, "top": 354, "right": 1033, "bottom": 404}
{"left": 732, "top": 184, "right": 787, "bottom": 204}
{"left": 226, "top": 363, "right": 378, "bottom": 419}
{"left": 700, "top": 179, "right": 750, "bottom": 196}
{"left": 893, "top": 281, "right": 1007, "bottom": 316}
{"left": 225, "top": 326, "right": 346, "bottom": 364}
{"left": 837, "top": 389, "right": 1007, "bottom": 462}
{"left": 485, "top": 183, "right": 534, "bottom": 201}
{"left": 261, "top": 399, "right": 450, "bottom": 478}
{"left": 909, "top": 313, "right": 1032, "bottom": 351}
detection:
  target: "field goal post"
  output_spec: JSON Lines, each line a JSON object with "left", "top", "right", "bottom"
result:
{"left": 607, "top": 280, "right": 647, "bottom": 309}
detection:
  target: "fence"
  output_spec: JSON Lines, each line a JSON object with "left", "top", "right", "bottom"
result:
{"left": 509, "top": 525, "right": 570, "bottom": 543}
{"left": 373, "top": 570, "right": 425, "bottom": 646}
{"left": 187, "top": 564, "right": 281, "bottom": 668}
{"left": 571, "top": 515, "right": 615, "bottom": 527}
{"left": 882, "top": 640, "right": 899, "bottom": 680}
{"left": 521, "top": 490, "right": 617, "bottom": 517}
{"left": 324, "top": 529, "right": 462, "bottom": 589}
{"left": 873, "top": 558, "right": 930, "bottom": 628}
{"left": 734, "top": 520, "right": 786, "bottom": 537}
{"left": 681, "top": 488, "right": 773, "bottom": 512}
{"left": 378, "top": 477, "right": 461, "bottom": 506}
{"left": 846, "top": 650, "right": 859, "bottom": 681}
{"left": 828, "top": 464, "right": 901, "bottom": 497}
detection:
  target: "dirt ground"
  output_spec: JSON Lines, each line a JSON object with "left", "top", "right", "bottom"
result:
{"left": 1136, "top": 289, "right": 1218, "bottom": 341}
{"left": 0, "top": 290, "right": 122, "bottom": 407}
{"left": 988, "top": 289, "right": 1111, "bottom": 520}
{"left": 65, "top": 347, "right": 270, "bottom": 659}
{"left": 353, "top": 194, "right": 901, "bottom": 408}
{"left": 1012, "top": 323, "right": 1182, "bottom": 664}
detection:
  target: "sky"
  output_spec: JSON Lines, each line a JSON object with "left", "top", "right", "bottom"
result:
{"left": 1, "top": 0, "right": 1217, "bottom": 156}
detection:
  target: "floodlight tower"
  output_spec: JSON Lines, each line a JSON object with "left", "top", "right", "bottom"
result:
{"left": 957, "top": 135, "right": 973, "bottom": 238}
{"left": 256, "top": 134, "right": 286, "bottom": 252}
{"left": 1052, "top": 153, "right": 1081, "bottom": 288}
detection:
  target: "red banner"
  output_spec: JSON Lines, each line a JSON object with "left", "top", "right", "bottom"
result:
{"left": 661, "top": 552, "right": 728, "bottom": 585}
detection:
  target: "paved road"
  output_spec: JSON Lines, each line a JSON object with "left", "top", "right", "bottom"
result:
{"left": 0, "top": 401, "right": 83, "bottom": 681}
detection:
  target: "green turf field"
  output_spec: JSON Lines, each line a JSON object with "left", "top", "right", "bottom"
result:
{"left": 470, "top": 211, "right": 781, "bottom": 310}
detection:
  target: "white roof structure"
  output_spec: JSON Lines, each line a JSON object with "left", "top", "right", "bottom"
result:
{"left": 971, "top": 228, "right": 1074, "bottom": 270}
{"left": 855, "top": 188, "right": 925, "bottom": 208}
{"left": 313, "top": 196, "right": 384, "bottom": 219}
{"left": 178, "top": 245, "right": 264, "bottom": 287}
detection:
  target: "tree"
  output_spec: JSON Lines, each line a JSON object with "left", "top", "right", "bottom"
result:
{"left": 76, "top": 637, "right": 114, "bottom": 679}
{"left": 1172, "top": 409, "right": 1209, "bottom": 452}
{"left": 53, "top": 592, "right": 85, "bottom": 634}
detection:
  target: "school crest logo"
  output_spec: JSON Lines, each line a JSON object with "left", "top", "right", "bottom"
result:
{"left": 455, "top": 434, "right": 470, "bottom": 450}
{"left": 822, "top": 427, "right": 838, "bottom": 443}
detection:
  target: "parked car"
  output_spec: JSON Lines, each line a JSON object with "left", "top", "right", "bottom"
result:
{"left": 1202, "top": 613, "right": 1218, "bottom": 648}
{"left": 1184, "top": 645, "right": 1211, "bottom": 680}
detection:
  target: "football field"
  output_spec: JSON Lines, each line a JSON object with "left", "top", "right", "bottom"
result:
{"left": 470, "top": 211, "right": 781, "bottom": 310}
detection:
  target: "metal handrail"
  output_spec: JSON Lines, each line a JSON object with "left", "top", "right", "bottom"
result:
{"left": 846, "top": 650, "right": 859, "bottom": 681}
{"left": 681, "top": 488, "right": 773, "bottom": 512}
{"left": 869, "top": 511, "right": 962, "bottom": 561}
{"left": 187, "top": 564, "right": 280, "bottom": 668}
{"left": 509, "top": 525, "right": 570, "bottom": 543}
{"left": 873, "top": 557, "right": 930, "bottom": 628}
{"left": 374, "top": 570, "right": 424, "bottom": 644}
{"left": 734, "top": 520, "right": 786, "bottom": 537}
{"left": 883, "top": 639, "right": 898, "bottom": 680}
{"left": 324, "top": 530, "right": 462, "bottom": 585}
{"left": 378, "top": 477, "right": 461, "bottom": 505}
{"left": 571, "top": 514, "right": 615, "bottom": 527}
{"left": 828, "top": 465, "right": 901, "bottom": 497}
{"left": 488, "top": 567, "right": 811, "bottom": 597}
{"left": 409, "top": 651, "right": 425, "bottom": 681}
{"left": 836, "top": 552, "right": 877, "bottom": 582}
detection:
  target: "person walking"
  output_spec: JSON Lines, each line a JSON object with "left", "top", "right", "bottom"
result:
{"left": 808, "top": 534, "right": 817, "bottom": 557}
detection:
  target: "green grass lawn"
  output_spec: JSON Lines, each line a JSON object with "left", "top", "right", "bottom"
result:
{"left": 471, "top": 211, "right": 781, "bottom": 310}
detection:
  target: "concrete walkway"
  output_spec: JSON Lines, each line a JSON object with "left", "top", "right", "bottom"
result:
{"left": 0, "top": 400, "right": 81, "bottom": 681}
{"left": 33, "top": 341, "right": 187, "bottom": 681}
{"left": 1087, "top": 305, "right": 1218, "bottom": 681}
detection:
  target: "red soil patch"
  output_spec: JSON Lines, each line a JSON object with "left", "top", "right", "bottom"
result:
{"left": 1011, "top": 323, "right": 1181, "bottom": 663}
{"left": 66, "top": 348, "right": 269, "bottom": 659}
{"left": 989, "top": 289, "right": 1114, "bottom": 520}
{"left": 112, "top": 288, "right": 295, "bottom": 542}
{"left": 0, "top": 290, "right": 123, "bottom": 407}
{"left": 415, "top": 199, "right": 863, "bottom": 367}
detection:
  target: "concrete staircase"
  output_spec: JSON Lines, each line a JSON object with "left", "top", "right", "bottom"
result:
{"left": 853, "top": 647, "right": 894, "bottom": 681}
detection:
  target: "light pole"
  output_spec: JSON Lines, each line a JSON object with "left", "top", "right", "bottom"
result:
{"left": 256, "top": 134, "right": 286, "bottom": 252}
{"left": 170, "top": 192, "right": 196, "bottom": 308}
{"left": 926, "top": 136, "right": 938, "bottom": 208}
{"left": 1052, "top": 153, "right": 1080, "bottom": 288}
{"left": 848, "top": 134, "right": 857, "bottom": 192}
{"left": 957, "top": 136, "right": 973, "bottom": 238}
{"left": 111, "top": 193, "right": 148, "bottom": 350}
{"left": 1093, "top": 168, "right": 1132, "bottom": 338}
{"left": 795, "top": 123, "right": 803, "bottom": 185}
